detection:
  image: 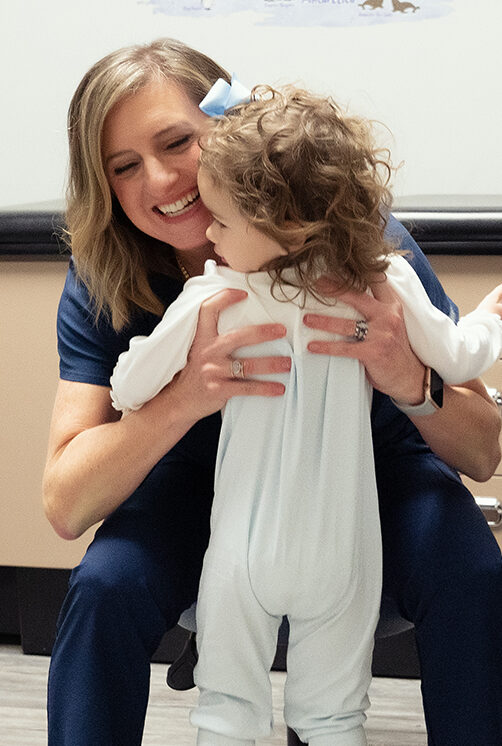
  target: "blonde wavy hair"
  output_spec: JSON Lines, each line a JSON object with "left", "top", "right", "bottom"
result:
{"left": 199, "top": 85, "right": 397, "bottom": 302}
{"left": 65, "top": 38, "right": 230, "bottom": 330}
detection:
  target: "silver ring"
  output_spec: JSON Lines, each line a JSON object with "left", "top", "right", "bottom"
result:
{"left": 230, "top": 359, "right": 245, "bottom": 378}
{"left": 353, "top": 319, "right": 368, "bottom": 342}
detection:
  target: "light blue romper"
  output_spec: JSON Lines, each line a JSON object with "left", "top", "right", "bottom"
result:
{"left": 110, "top": 258, "right": 501, "bottom": 746}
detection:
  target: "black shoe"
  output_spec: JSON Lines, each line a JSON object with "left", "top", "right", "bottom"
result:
{"left": 166, "top": 632, "right": 198, "bottom": 690}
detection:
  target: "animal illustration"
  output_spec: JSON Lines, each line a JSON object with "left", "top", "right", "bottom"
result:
{"left": 359, "top": 0, "right": 384, "bottom": 8}
{"left": 391, "top": 0, "right": 420, "bottom": 12}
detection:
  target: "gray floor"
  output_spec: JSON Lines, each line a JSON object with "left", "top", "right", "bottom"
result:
{"left": 0, "top": 643, "right": 426, "bottom": 745}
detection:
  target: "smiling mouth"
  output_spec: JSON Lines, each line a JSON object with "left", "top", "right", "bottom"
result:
{"left": 156, "top": 189, "right": 200, "bottom": 217}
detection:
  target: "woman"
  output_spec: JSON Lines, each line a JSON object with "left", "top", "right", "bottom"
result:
{"left": 43, "top": 39, "right": 502, "bottom": 745}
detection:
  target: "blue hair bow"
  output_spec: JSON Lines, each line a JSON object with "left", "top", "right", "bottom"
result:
{"left": 199, "top": 75, "right": 251, "bottom": 117}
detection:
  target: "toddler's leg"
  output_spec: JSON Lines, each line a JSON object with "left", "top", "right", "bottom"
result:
{"left": 191, "top": 553, "right": 282, "bottom": 743}
{"left": 197, "top": 733, "right": 254, "bottom": 746}
{"left": 284, "top": 573, "right": 381, "bottom": 744}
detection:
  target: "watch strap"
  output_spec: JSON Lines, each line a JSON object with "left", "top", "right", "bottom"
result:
{"left": 391, "top": 367, "right": 442, "bottom": 417}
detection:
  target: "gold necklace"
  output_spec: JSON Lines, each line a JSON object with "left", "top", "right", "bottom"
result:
{"left": 177, "top": 259, "right": 191, "bottom": 282}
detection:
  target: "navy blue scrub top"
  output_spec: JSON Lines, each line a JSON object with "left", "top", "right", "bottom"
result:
{"left": 57, "top": 216, "right": 458, "bottom": 472}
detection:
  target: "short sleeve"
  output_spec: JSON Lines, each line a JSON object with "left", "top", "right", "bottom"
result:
{"left": 57, "top": 259, "right": 182, "bottom": 386}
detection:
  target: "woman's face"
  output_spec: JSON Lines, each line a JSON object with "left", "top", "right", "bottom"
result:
{"left": 102, "top": 79, "right": 213, "bottom": 252}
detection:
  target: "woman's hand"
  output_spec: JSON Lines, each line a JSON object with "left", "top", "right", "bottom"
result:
{"left": 303, "top": 276, "right": 426, "bottom": 403}
{"left": 303, "top": 276, "right": 501, "bottom": 481}
{"left": 169, "top": 288, "right": 291, "bottom": 422}
{"left": 43, "top": 289, "right": 291, "bottom": 539}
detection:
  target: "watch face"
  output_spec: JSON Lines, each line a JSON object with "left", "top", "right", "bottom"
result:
{"left": 430, "top": 368, "right": 444, "bottom": 408}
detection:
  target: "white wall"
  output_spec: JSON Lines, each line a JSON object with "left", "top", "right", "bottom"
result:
{"left": 1, "top": 0, "right": 501, "bottom": 207}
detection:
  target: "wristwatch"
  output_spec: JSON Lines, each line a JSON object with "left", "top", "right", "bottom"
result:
{"left": 391, "top": 366, "right": 444, "bottom": 416}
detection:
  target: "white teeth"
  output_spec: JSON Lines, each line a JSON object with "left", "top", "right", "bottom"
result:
{"left": 158, "top": 189, "right": 199, "bottom": 216}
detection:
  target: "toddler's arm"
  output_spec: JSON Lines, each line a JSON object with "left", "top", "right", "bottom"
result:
{"left": 475, "top": 283, "right": 502, "bottom": 319}
{"left": 110, "top": 299, "right": 201, "bottom": 413}
{"left": 387, "top": 255, "right": 502, "bottom": 383}
{"left": 109, "top": 273, "right": 228, "bottom": 412}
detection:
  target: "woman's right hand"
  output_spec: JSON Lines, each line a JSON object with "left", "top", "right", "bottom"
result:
{"left": 43, "top": 289, "right": 290, "bottom": 540}
{"left": 170, "top": 288, "right": 291, "bottom": 422}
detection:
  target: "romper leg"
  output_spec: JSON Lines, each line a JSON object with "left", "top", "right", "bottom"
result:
{"left": 190, "top": 551, "right": 283, "bottom": 743}
{"left": 197, "top": 731, "right": 254, "bottom": 746}
{"left": 283, "top": 567, "right": 381, "bottom": 745}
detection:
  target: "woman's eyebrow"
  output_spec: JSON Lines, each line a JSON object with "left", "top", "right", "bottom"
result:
{"left": 105, "top": 149, "right": 136, "bottom": 166}
{"left": 105, "top": 123, "right": 194, "bottom": 164}
{"left": 152, "top": 122, "right": 193, "bottom": 141}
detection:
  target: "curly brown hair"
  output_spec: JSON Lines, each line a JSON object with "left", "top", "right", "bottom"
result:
{"left": 199, "top": 85, "right": 397, "bottom": 301}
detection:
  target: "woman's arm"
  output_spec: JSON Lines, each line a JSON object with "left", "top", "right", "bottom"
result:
{"left": 409, "top": 377, "right": 500, "bottom": 481}
{"left": 43, "top": 289, "right": 290, "bottom": 540}
{"left": 304, "top": 278, "right": 501, "bottom": 482}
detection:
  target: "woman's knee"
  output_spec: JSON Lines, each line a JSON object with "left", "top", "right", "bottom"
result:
{"left": 400, "top": 533, "right": 502, "bottom": 629}
{"left": 62, "top": 554, "right": 150, "bottom": 632}
{"left": 66, "top": 524, "right": 201, "bottom": 633}
{"left": 380, "top": 464, "right": 502, "bottom": 616}
{"left": 70, "top": 557, "right": 141, "bottom": 608}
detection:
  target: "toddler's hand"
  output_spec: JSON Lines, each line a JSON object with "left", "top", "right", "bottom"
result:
{"left": 475, "top": 284, "right": 502, "bottom": 319}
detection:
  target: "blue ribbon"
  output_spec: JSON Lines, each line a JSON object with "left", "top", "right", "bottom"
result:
{"left": 199, "top": 74, "right": 251, "bottom": 117}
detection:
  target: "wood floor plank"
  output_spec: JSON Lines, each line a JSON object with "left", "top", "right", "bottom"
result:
{"left": 0, "top": 644, "right": 426, "bottom": 744}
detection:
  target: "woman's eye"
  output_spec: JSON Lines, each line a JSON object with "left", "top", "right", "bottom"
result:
{"left": 114, "top": 161, "right": 138, "bottom": 176}
{"left": 165, "top": 134, "right": 191, "bottom": 150}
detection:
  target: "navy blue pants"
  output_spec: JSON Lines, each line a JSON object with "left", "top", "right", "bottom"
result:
{"left": 47, "top": 449, "right": 502, "bottom": 745}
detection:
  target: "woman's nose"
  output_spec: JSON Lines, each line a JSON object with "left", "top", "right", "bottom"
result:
{"left": 144, "top": 158, "right": 178, "bottom": 193}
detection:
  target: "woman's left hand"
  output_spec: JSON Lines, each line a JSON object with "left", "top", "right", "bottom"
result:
{"left": 303, "top": 275, "right": 502, "bottom": 481}
{"left": 303, "top": 275, "right": 426, "bottom": 404}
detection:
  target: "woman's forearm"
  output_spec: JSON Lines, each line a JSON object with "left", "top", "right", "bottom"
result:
{"left": 44, "top": 294, "right": 290, "bottom": 541}
{"left": 43, "top": 381, "right": 200, "bottom": 541}
{"left": 410, "top": 379, "right": 501, "bottom": 482}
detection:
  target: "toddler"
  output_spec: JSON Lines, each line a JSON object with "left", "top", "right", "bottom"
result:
{"left": 110, "top": 84, "right": 502, "bottom": 746}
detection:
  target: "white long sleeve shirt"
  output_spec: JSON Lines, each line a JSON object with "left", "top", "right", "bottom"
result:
{"left": 110, "top": 254, "right": 501, "bottom": 618}
{"left": 110, "top": 255, "right": 501, "bottom": 415}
